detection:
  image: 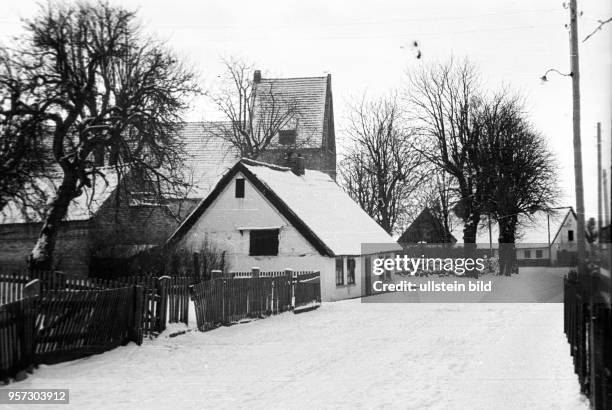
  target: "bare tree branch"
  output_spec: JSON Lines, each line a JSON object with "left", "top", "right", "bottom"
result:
{"left": 583, "top": 17, "right": 612, "bottom": 42}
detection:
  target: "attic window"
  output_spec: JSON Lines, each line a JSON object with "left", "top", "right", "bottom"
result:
{"left": 568, "top": 230, "right": 574, "bottom": 241}
{"left": 235, "top": 178, "right": 245, "bottom": 198}
{"left": 249, "top": 229, "right": 279, "bottom": 256}
{"left": 278, "top": 129, "right": 297, "bottom": 145}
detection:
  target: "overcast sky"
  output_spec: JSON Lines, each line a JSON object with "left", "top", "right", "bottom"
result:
{"left": 1, "top": 0, "right": 611, "bottom": 220}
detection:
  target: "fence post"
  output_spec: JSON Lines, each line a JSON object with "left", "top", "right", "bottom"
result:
{"left": 252, "top": 268, "right": 260, "bottom": 316}
{"left": 22, "top": 279, "right": 40, "bottom": 375}
{"left": 285, "top": 269, "right": 294, "bottom": 310}
{"left": 130, "top": 285, "right": 144, "bottom": 345}
{"left": 157, "top": 276, "right": 170, "bottom": 332}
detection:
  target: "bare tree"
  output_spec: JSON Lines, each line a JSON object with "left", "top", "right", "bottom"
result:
{"left": 0, "top": 1, "right": 199, "bottom": 270}
{"left": 0, "top": 49, "right": 50, "bottom": 216}
{"left": 339, "top": 95, "right": 426, "bottom": 235}
{"left": 405, "top": 58, "right": 485, "bottom": 247}
{"left": 421, "top": 169, "right": 458, "bottom": 244}
{"left": 476, "top": 93, "right": 559, "bottom": 275}
{"left": 208, "top": 58, "right": 302, "bottom": 159}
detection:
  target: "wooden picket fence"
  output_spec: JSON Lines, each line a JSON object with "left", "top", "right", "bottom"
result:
{"left": 189, "top": 269, "right": 320, "bottom": 331}
{"left": 1, "top": 271, "right": 193, "bottom": 335}
{"left": 0, "top": 279, "right": 144, "bottom": 382}
{"left": 0, "top": 296, "right": 37, "bottom": 382}
{"left": 35, "top": 285, "right": 143, "bottom": 364}
{"left": 0, "top": 274, "right": 28, "bottom": 305}
{"left": 564, "top": 270, "right": 612, "bottom": 409}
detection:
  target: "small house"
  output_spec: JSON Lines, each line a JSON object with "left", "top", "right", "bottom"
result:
{"left": 166, "top": 158, "right": 401, "bottom": 301}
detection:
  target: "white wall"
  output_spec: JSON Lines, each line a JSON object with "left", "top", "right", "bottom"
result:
{"left": 176, "top": 172, "right": 364, "bottom": 302}
{"left": 551, "top": 213, "right": 578, "bottom": 263}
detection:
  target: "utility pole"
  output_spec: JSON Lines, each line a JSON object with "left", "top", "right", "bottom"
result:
{"left": 597, "top": 122, "right": 602, "bottom": 234}
{"left": 569, "top": 0, "right": 586, "bottom": 274}
{"left": 604, "top": 170, "right": 610, "bottom": 226}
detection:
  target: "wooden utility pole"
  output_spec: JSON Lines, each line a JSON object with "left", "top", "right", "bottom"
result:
{"left": 604, "top": 170, "right": 610, "bottom": 226}
{"left": 569, "top": 0, "right": 586, "bottom": 273}
{"left": 597, "top": 122, "right": 602, "bottom": 234}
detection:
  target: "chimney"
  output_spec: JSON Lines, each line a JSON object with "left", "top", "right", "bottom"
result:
{"left": 253, "top": 70, "right": 261, "bottom": 84}
{"left": 292, "top": 154, "right": 305, "bottom": 176}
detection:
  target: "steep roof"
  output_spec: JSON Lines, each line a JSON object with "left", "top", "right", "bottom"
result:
{"left": 398, "top": 207, "right": 457, "bottom": 244}
{"left": 254, "top": 76, "right": 328, "bottom": 147}
{"left": 178, "top": 122, "right": 240, "bottom": 199}
{"left": 168, "top": 158, "right": 401, "bottom": 256}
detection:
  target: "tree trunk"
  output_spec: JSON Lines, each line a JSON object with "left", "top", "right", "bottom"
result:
{"left": 463, "top": 211, "right": 480, "bottom": 272}
{"left": 28, "top": 171, "right": 78, "bottom": 271}
{"left": 498, "top": 216, "right": 518, "bottom": 276}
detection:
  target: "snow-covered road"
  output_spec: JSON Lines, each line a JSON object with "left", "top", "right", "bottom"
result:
{"left": 12, "top": 269, "right": 589, "bottom": 409}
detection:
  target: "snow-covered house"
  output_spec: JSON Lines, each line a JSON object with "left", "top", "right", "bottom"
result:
{"left": 166, "top": 158, "right": 401, "bottom": 301}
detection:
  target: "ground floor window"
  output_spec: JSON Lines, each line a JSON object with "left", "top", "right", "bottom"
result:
{"left": 347, "top": 258, "right": 356, "bottom": 284}
{"left": 535, "top": 249, "right": 543, "bottom": 258}
{"left": 524, "top": 250, "right": 531, "bottom": 259}
{"left": 336, "top": 257, "right": 344, "bottom": 285}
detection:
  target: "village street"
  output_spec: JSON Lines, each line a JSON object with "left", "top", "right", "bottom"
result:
{"left": 12, "top": 268, "right": 588, "bottom": 410}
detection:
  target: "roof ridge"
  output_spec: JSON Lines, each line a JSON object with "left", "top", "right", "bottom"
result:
{"left": 260, "top": 76, "right": 327, "bottom": 81}
{"left": 240, "top": 158, "right": 291, "bottom": 172}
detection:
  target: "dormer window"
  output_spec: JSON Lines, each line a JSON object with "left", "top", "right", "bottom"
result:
{"left": 278, "top": 129, "right": 297, "bottom": 145}
{"left": 235, "top": 178, "right": 245, "bottom": 198}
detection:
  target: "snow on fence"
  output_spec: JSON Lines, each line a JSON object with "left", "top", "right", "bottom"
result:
{"left": 189, "top": 269, "right": 321, "bottom": 331}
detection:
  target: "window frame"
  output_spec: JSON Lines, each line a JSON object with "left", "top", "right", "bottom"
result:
{"left": 535, "top": 249, "right": 543, "bottom": 259}
{"left": 249, "top": 229, "right": 279, "bottom": 256}
{"left": 524, "top": 250, "right": 531, "bottom": 259}
{"left": 235, "top": 178, "right": 245, "bottom": 198}
{"left": 347, "top": 258, "right": 356, "bottom": 285}
{"left": 335, "top": 257, "right": 344, "bottom": 286}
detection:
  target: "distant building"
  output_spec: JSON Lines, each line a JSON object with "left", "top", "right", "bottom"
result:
{"left": 166, "top": 158, "right": 400, "bottom": 301}
{"left": 398, "top": 207, "right": 456, "bottom": 246}
{"left": 452, "top": 208, "right": 579, "bottom": 266}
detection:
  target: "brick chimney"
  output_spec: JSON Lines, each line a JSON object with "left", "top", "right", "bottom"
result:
{"left": 292, "top": 154, "right": 305, "bottom": 176}
{"left": 253, "top": 70, "right": 261, "bottom": 83}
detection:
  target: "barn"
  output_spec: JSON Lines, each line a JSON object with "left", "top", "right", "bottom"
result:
{"left": 166, "top": 158, "right": 401, "bottom": 301}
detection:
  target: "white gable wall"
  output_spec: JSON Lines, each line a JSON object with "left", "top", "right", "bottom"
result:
{"left": 175, "top": 172, "right": 364, "bottom": 301}
{"left": 551, "top": 212, "right": 578, "bottom": 263}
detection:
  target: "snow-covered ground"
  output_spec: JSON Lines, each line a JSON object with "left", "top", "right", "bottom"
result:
{"left": 10, "top": 268, "right": 588, "bottom": 409}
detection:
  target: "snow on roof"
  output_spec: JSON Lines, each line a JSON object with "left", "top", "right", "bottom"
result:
{"left": 241, "top": 160, "right": 401, "bottom": 255}
{"left": 0, "top": 169, "right": 119, "bottom": 224}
